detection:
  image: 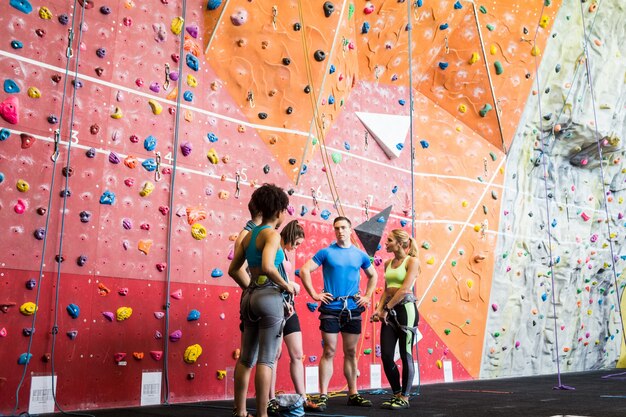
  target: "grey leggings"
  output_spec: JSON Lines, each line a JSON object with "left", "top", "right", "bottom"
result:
{"left": 239, "top": 285, "right": 285, "bottom": 369}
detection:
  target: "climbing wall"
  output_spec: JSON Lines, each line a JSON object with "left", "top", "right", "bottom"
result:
{"left": 1, "top": 0, "right": 622, "bottom": 414}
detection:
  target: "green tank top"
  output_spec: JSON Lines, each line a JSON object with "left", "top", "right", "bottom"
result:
{"left": 384, "top": 256, "right": 410, "bottom": 289}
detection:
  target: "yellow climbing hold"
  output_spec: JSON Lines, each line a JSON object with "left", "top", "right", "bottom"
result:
{"left": 111, "top": 106, "right": 123, "bottom": 119}
{"left": 436, "top": 359, "right": 443, "bottom": 369}
{"left": 171, "top": 17, "right": 185, "bottom": 35}
{"left": 39, "top": 7, "right": 52, "bottom": 19}
{"left": 184, "top": 344, "right": 203, "bottom": 364}
{"left": 539, "top": 15, "right": 550, "bottom": 29}
{"left": 489, "top": 45, "right": 497, "bottom": 55}
{"left": 216, "top": 370, "right": 227, "bottom": 380}
{"left": 191, "top": 223, "right": 207, "bottom": 240}
{"left": 473, "top": 224, "right": 481, "bottom": 232}
{"left": 140, "top": 181, "right": 155, "bottom": 197}
{"left": 426, "top": 257, "right": 435, "bottom": 265}
{"left": 462, "top": 200, "right": 468, "bottom": 207}
{"left": 27, "top": 87, "right": 41, "bottom": 98}
{"left": 16, "top": 179, "right": 30, "bottom": 192}
{"left": 468, "top": 52, "right": 479, "bottom": 64}
{"left": 20, "top": 302, "right": 38, "bottom": 315}
{"left": 531, "top": 45, "right": 541, "bottom": 56}
{"left": 467, "top": 279, "right": 474, "bottom": 288}
{"left": 207, "top": 148, "right": 219, "bottom": 164}
{"left": 116, "top": 306, "right": 133, "bottom": 321}
{"left": 187, "top": 74, "right": 198, "bottom": 87}
{"left": 458, "top": 104, "right": 467, "bottom": 113}
{"left": 148, "top": 99, "right": 163, "bottom": 115}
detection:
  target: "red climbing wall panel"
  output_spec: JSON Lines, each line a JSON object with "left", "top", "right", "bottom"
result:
{"left": 0, "top": 0, "right": 562, "bottom": 414}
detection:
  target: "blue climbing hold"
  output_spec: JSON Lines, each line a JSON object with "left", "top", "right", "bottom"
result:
{"left": 416, "top": 0, "right": 423, "bottom": 7}
{"left": 186, "top": 54, "right": 199, "bottom": 71}
{"left": 361, "top": 22, "right": 370, "bottom": 34}
{"left": 400, "top": 219, "right": 407, "bottom": 227}
{"left": 187, "top": 309, "right": 201, "bottom": 321}
{"left": 300, "top": 164, "right": 308, "bottom": 175}
{"left": 439, "top": 23, "right": 449, "bottom": 30}
{"left": 10, "top": 0, "right": 33, "bottom": 14}
{"left": 438, "top": 62, "right": 449, "bottom": 70}
{"left": 300, "top": 205, "right": 308, "bottom": 216}
{"left": 541, "top": 293, "right": 548, "bottom": 302}
{"left": 328, "top": 95, "right": 335, "bottom": 105}
{"left": 207, "top": 132, "right": 218, "bottom": 143}
{"left": 329, "top": 65, "right": 336, "bottom": 74}
{"left": 398, "top": 99, "right": 406, "bottom": 105}
{"left": 454, "top": 1, "right": 463, "bottom": 9}
{"left": 211, "top": 268, "right": 224, "bottom": 278}
{"left": 377, "top": 216, "right": 385, "bottom": 223}
{"left": 396, "top": 143, "right": 404, "bottom": 151}
{"left": 344, "top": 141, "right": 351, "bottom": 151}
{"left": 183, "top": 91, "right": 194, "bottom": 102}
{"left": 295, "top": 269, "right": 300, "bottom": 277}
{"left": 4, "top": 79, "right": 20, "bottom": 94}
{"left": 392, "top": 185, "right": 398, "bottom": 194}
{"left": 320, "top": 209, "right": 331, "bottom": 220}
{"left": 0, "top": 173, "right": 4, "bottom": 184}
{"left": 99, "top": 190, "right": 116, "bottom": 205}
{"left": 307, "top": 302, "right": 319, "bottom": 312}
{"left": 420, "top": 140, "right": 429, "bottom": 149}
{"left": 144, "top": 135, "right": 157, "bottom": 151}
{"left": 10, "top": 40, "right": 23, "bottom": 49}
{"left": 18, "top": 353, "right": 33, "bottom": 365}
{"left": 207, "top": 0, "right": 222, "bottom": 10}
{"left": 66, "top": 303, "right": 80, "bottom": 319}
{"left": 142, "top": 158, "right": 157, "bottom": 172}
{"left": 0, "top": 128, "right": 10, "bottom": 141}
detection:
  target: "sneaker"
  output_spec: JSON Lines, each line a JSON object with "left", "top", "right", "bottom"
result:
{"left": 304, "top": 396, "right": 321, "bottom": 412}
{"left": 347, "top": 393, "right": 372, "bottom": 407}
{"left": 389, "top": 397, "right": 410, "bottom": 409}
{"left": 381, "top": 395, "right": 398, "bottom": 409}
{"left": 267, "top": 398, "right": 279, "bottom": 416}
{"left": 313, "top": 394, "right": 328, "bottom": 411}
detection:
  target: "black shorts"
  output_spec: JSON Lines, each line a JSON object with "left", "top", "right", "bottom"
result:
{"left": 319, "top": 307, "right": 363, "bottom": 335}
{"left": 283, "top": 313, "right": 301, "bottom": 336}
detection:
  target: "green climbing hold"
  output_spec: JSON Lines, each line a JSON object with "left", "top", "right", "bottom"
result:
{"left": 363, "top": 348, "right": 372, "bottom": 355}
{"left": 479, "top": 5, "right": 487, "bottom": 14}
{"left": 432, "top": 296, "right": 438, "bottom": 302}
{"left": 479, "top": 103, "right": 493, "bottom": 117}
{"left": 489, "top": 151, "right": 497, "bottom": 161}
{"left": 544, "top": 0, "right": 551, "bottom": 6}
{"left": 312, "top": 138, "right": 319, "bottom": 145}
{"left": 491, "top": 190, "right": 498, "bottom": 200}
{"left": 494, "top": 61, "right": 503, "bottom": 75}
{"left": 502, "top": 252, "right": 508, "bottom": 258}
{"left": 427, "top": 348, "right": 434, "bottom": 354}
{"left": 421, "top": 241, "right": 430, "bottom": 249}
{"left": 494, "top": 331, "right": 500, "bottom": 337}
{"left": 444, "top": 329, "right": 451, "bottom": 335}
{"left": 331, "top": 152, "right": 342, "bottom": 163}
{"left": 348, "top": 3, "right": 354, "bottom": 19}
{"left": 483, "top": 205, "right": 488, "bottom": 215}
{"left": 459, "top": 249, "right": 464, "bottom": 255}
{"left": 451, "top": 260, "right": 457, "bottom": 267}
{"left": 486, "top": 24, "right": 495, "bottom": 31}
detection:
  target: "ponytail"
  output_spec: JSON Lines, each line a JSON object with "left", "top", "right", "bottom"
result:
{"left": 407, "top": 236, "right": 419, "bottom": 257}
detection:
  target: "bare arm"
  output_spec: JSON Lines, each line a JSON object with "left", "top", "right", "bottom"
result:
{"left": 356, "top": 264, "right": 378, "bottom": 307}
{"left": 299, "top": 259, "right": 333, "bottom": 304}
{"left": 228, "top": 234, "right": 251, "bottom": 289}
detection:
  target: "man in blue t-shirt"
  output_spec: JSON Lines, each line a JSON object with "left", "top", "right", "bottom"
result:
{"left": 300, "top": 216, "right": 378, "bottom": 410}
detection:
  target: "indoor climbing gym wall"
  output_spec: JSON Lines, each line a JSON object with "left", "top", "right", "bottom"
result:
{"left": 0, "top": 0, "right": 624, "bottom": 414}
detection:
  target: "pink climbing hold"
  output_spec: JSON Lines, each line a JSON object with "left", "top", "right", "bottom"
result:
{"left": 0, "top": 96, "right": 19, "bottom": 124}
{"left": 14, "top": 199, "right": 26, "bottom": 214}
{"left": 114, "top": 352, "right": 127, "bottom": 362}
{"left": 364, "top": 2, "right": 375, "bottom": 14}
{"left": 514, "top": 341, "right": 521, "bottom": 348}
{"left": 150, "top": 351, "right": 163, "bottom": 361}
{"left": 491, "top": 303, "right": 498, "bottom": 312}
{"left": 102, "top": 311, "right": 115, "bottom": 321}
{"left": 580, "top": 212, "right": 590, "bottom": 221}
{"left": 171, "top": 289, "right": 183, "bottom": 299}
{"left": 154, "top": 311, "right": 165, "bottom": 319}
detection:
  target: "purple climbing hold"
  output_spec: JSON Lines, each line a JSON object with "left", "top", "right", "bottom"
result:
{"left": 86, "top": 148, "right": 96, "bottom": 158}
{"left": 169, "top": 330, "right": 182, "bottom": 342}
{"left": 76, "top": 255, "right": 87, "bottom": 266}
{"left": 230, "top": 8, "right": 248, "bottom": 26}
{"left": 58, "top": 13, "right": 69, "bottom": 25}
{"left": 26, "top": 279, "right": 36, "bottom": 290}
{"left": 67, "top": 330, "right": 78, "bottom": 340}
{"left": 149, "top": 82, "right": 161, "bottom": 93}
{"left": 79, "top": 210, "right": 92, "bottom": 223}
{"left": 100, "top": 6, "right": 111, "bottom": 15}
{"left": 33, "top": 228, "right": 45, "bottom": 240}
{"left": 109, "top": 152, "right": 121, "bottom": 164}
{"left": 186, "top": 24, "right": 199, "bottom": 38}
{"left": 102, "top": 311, "right": 115, "bottom": 321}
{"left": 96, "top": 48, "right": 106, "bottom": 58}
{"left": 181, "top": 141, "right": 192, "bottom": 156}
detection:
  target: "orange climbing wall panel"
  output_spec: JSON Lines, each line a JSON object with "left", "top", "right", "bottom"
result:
{"left": 0, "top": 0, "right": 561, "bottom": 414}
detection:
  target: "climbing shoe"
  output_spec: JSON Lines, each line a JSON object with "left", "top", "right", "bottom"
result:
{"left": 389, "top": 397, "right": 410, "bottom": 409}
{"left": 347, "top": 393, "right": 372, "bottom": 407}
{"left": 313, "top": 394, "right": 328, "bottom": 411}
{"left": 267, "top": 398, "right": 279, "bottom": 416}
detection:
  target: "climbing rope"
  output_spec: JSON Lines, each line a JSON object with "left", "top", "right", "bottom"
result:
{"left": 162, "top": 0, "right": 189, "bottom": 405}
{"left": 577, "top": 0, "right": 626, "bottom": 354}
{"left": 9, "top": 1, "right": 83, "bottom": 415}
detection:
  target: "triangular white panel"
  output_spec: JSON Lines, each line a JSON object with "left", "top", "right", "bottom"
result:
{"left": 355, "top": 112, "right": 410, "bottom": 159}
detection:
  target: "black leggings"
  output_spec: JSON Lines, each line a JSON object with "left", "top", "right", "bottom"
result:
{"left": 380, "top": 303, "right": 418, "bottom": 396}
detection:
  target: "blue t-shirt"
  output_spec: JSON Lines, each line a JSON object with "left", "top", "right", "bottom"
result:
{"left": 312, "top": 243, "right": 371, "bottom": 311}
